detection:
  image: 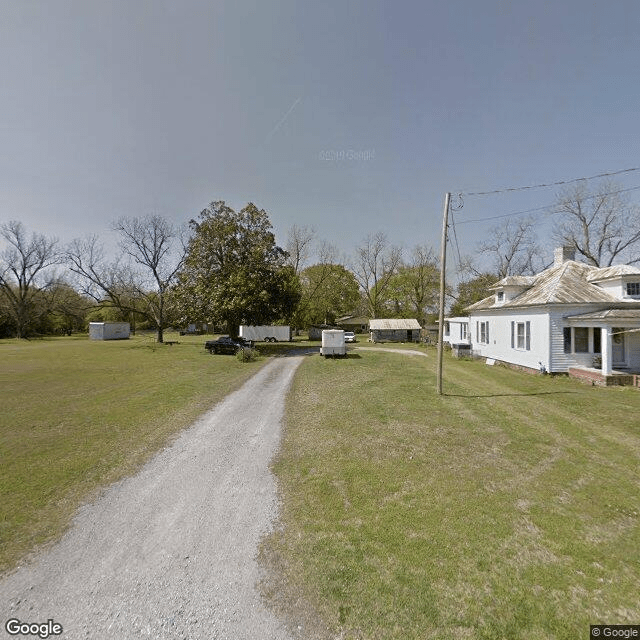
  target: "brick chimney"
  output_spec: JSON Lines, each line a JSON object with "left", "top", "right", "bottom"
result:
{"left": 554, "top": 245, "right": 575, "bottom": 266}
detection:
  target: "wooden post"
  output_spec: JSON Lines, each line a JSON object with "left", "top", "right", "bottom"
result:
{"left": 436, "top": 193, "right": 451, "bottom": 395}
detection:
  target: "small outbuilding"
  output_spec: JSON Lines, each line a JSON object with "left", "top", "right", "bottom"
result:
{"left": 89, "top": 322, "right": 131, "bottom": 340}
{"left": 335, "top": 315, "right": 370, "bottom": 334}
{"left": 369, "top": 319, "right": 421, "bottom": 343}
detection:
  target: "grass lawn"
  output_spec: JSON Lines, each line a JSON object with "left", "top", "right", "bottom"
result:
{"left": 263, "top": 347, "right": 640, "bottom": 639}
{"left": 0, "top": 332, "right": 265, "bottom": 573}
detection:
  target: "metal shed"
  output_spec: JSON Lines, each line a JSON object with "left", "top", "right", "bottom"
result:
{"left": 369, "top": 319, "right": 421, "bottom": 343}
{"left": 89, "top": 322, "right": 131, "bottom": 340}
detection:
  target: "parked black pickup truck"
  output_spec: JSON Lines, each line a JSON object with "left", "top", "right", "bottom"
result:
{"left": 204, "top": 336, "right": 252, "bottom": 355}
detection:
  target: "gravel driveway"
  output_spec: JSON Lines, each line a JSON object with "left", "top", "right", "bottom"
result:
{"left": 1, "top": 355, "right": 304, "bottom": 640}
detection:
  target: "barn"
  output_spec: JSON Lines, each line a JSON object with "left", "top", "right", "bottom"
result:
{"left": 369, "top": 319, "right": 421, "bottom": 343}
{"left": 89, "top": 322, "right": 131, "bottom": 340}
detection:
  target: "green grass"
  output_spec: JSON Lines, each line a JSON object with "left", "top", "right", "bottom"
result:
{"left": 0, "top": 332, "right": 265, "bottom": 573}
{"left": 263, "top": 348, "right": 640, "bottom": 639}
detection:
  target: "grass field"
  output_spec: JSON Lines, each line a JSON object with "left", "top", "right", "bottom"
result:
{"left": 263, "top": 347, "right": 640, "bottom": 639}
{"left": 0, "top": 332, "right": 265, "bottom": 573}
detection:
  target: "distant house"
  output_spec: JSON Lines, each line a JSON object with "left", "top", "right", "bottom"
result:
{"left": 335, "top": 315, "right": 369, "bottom": 334}
{"left": 369, "top": 318, "right": 421, "bottom": 343}
{"left": 466, "top": 247, "right": 640, "bottom": 384}
{"left": 308, "top": 324, "right": 339, "bottom": 340}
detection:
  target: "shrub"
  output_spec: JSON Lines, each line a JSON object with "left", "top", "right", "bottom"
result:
{"left": 236, "top": 347, "right": 259, "bottom": 363}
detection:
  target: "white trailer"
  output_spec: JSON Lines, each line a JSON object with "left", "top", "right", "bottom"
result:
{"left": 89, "top": 322, "right": 130, "bottom": 340}
{"left": 320, "top": 329, "right": 346, "bottom": 357}
{"left": 239, "top": 325, "right": 292, "bottom": 342}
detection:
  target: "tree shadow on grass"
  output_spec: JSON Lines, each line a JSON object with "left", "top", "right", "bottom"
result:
{"left": 444, "top": 390, "right": 580, "bottom": 398}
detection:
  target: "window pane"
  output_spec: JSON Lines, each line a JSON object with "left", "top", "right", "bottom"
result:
{"left": 574, "top": 327, "right": 589, "bottom": 353}
{"left": 563, "top": 327, "right": 571, "bottom": 353}
{"left": 517, "top": 322, "right": 525, "bottom": 349}
{"left": 593, "top": 328, "right": 601, "bottom": 354}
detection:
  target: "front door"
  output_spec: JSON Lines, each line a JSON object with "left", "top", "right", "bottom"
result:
{"left": 612, "top": 327, "right": 626, "bottom": 367}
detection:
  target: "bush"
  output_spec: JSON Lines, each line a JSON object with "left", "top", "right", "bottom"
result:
{"left": 236, "top": 347, "right": 259, "bottom": 363}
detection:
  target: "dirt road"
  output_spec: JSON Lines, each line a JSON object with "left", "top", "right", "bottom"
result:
{"left": 1, "top": 356, "right": 304, "bottom": 640}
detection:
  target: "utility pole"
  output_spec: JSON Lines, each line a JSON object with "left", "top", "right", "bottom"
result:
{"left": 436, "top": 192, "right": 451, "bottom": 396}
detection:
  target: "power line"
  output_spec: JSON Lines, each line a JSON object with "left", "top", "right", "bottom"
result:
{"left": 456, "top": 184, "right": 640, "bottom": 226}
{"left": 460, "top": 167, "right": 640, "bottom": 197}
{"left": 448, "top": 208, "right": 465, "bottom": 271}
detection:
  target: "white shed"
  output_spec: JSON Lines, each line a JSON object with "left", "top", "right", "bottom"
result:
{"left": 89, "top": 322, "right": 131, "bottom": 340}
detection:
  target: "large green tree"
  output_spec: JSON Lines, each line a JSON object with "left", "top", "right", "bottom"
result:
{"left": 176, "top": 201, "right": 300, "bottom": 337}
{"left": 295, "top": 263, "right": 360, "bottom": 327}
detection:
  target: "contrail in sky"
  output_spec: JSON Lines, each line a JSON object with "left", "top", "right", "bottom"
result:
{"left": 264, "top": 96, "right": 301, "bottom": 143}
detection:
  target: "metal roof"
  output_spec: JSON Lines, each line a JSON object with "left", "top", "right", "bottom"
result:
{"left": 488, "top": 275, "right": 536, "bottom": 289}
{"left": 369, "top": 318, "right": 421, "bottom": 330}
{"left": 586, "top": 264, "right": 640, "bottom": 282}
{"left": 467, "top": 261, "right": 624, "bottom": 311}
{"left": 566, "top": 309, "right": 640, "bottom": 323}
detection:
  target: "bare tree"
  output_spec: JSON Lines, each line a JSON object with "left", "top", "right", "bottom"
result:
{"left": 0, "top": 221, "right": 61, "bottom": 338}
{"left": 351, "top": 233, "right": 403, "bottom": 318}
{"left": 552, "top": 180, "right": 640, "bottom": 266}
{"left": 67, "top": 216, "right": 187, "bottom": 342}
{"left": 478, "top": 216, "right": 546, "bottom": 278}
{"left": 285, "top": 224, "right": 316, "bottom": 274}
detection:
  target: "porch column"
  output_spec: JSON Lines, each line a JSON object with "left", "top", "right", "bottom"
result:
{"left": 601, "top": 326, "right": 612, "bottom": 375}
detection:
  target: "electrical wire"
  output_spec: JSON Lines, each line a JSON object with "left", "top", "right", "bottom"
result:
{"left": 448, "top": 208, "right": 465, "bottom": 272}
{"left": 456, "top": 184, "right": 640, "bottom": 226}
{"left": 461, "top": 167, "right": 640, "bottom": 197}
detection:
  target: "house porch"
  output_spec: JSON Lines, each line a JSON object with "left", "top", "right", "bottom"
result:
{"left": 568, "top": 366, "right": 640, "bottom": 387}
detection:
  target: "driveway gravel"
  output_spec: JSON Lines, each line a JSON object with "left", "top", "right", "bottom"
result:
{"left": 0, "top": 355, "right": 304, "bottom": 640}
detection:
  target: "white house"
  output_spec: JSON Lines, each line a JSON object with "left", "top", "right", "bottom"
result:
{"left": 466, "top": 247, "right": 640, "bottom": 383}
{"left": 443, "top": 317, "right": 471, "bottom": 346}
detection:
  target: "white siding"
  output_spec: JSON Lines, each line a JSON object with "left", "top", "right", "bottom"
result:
{"left": 628, "top": 332, "right": 640, "bottom": 370}
{"left": 469, "top": 309, "right": 550, "bottom": 371}
{"left": 470, "top": 305, "right": 640, "bottom": 373}
{"left": 444, "top": 318, "right": 470, "bottom": 345}
{"left": 548, "top": 306, "right": 613, "bottom": 372}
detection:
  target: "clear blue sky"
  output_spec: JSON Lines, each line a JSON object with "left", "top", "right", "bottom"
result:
{"left": 1, "top": 0, "right": 639, "bottom": 271}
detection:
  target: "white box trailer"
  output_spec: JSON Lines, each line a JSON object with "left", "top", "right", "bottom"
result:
{"left": 239, "top": 325, "right": 292, "bottom": 342}
{"left": 89, "top": 322, "right": 130, "bottom": 340}
{"left": 320, "top": 329, "right": 346, "bottom": 357}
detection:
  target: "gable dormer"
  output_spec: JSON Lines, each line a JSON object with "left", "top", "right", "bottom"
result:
{"left": 490, "top": 276, "right": 536, "bottom": 306}
{"left": 587, "top": 265, "right": 640, "bottom": 301}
